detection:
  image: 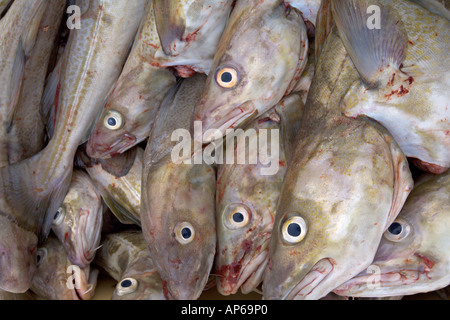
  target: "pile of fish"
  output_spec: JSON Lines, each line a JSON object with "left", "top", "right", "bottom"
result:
{"left": 0, "top": 0, "right": 448, "bottom": 300}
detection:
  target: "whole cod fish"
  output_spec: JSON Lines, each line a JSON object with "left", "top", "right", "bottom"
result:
{"left": 215, "top": 93, "right": 304, "bottom": 295}
{"left": 86, "top": 1, "right": 177, "bottom": 160}
{"left": 141, "top": 74, "right": 217, "bottom": 300}
{"left": 30, "top": 236, "right": 98, "bottom": 300}
{"left": 94, "top": 231, "right": 166, "bottom": 300}
{"left": 51, "top": 170, "right": 103, "bottom": 268}
{"left": 262, "top": 23, "right": 414, "bottom": 299}
{"left": 330, "top": 0, "right": 450, "bottom": 174}
{"left": 334, "top": 171, "right": 450, "bottom": 298}
{"left": 194, "top": 0, "right": 308, "bottom": 144}
{"left": 0, "top": 0, "right": 147, "bottom": 293}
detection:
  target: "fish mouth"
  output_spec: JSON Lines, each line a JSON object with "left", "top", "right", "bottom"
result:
{"left": 283, "top": 258, "right": 335, "bottom": 300}
{"left": 217, "top": 239, "right": 270, "bottom": 296}
{"left": 87, "top": 133, "right": 137, "bottom": 159}
{"left": 196, "top": 101, "right": 256, "bottom": 144}
{"left": 69, "top": 267, "right": 99, "bottom": 300}
{"left": 71, "top": 207, "right": 102, "bottom": 267}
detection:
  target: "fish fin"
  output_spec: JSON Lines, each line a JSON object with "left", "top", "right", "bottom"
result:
{"left": 7, "top": 40, "right": 26, "bottom": 132}
{"left": 97, "top": 147, "right": 138, "bottom": 178}
{"left": 153, "top": 0, "right": 186, "bottom": 55}
{"left": 101, "top": 193, "right": 141, "bottom": 227}
{"left": 330, "top": 0, "right": 408, "bottom": 87}
{"left": 314, "top": 0, "right": 334, "bottom": 65}
{"left": 409, "top": 0, "right": 450, "bottom": 20}
{"left": 21, "top": 0, "right": 47, "bottom": 57}
{"left": 41, "top": 60, "right": 62, "bottom": 140}
{"left": 368, "top": 119, "right": 414, "bottom": 230}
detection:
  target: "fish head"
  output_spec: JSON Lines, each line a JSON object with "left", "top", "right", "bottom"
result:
{"left": 195, "top": 0, "right": 307, "bottom": 144}
{"left": 30, "top": 237, "right": 98, "bottom": 300}
{"left": 334, "top": 172, "right": 450, "bottom": 297}
{"left": 263, "top": 119, "right": 413, "bottom": 300}
{"left": 86, "top": 66, "right": 176, "bottom": 159}
{"left": 141, "top": 161, "right": 216, "bottom": 300}
{"left": 0, "top": 216, "right": 37, "bottom": 293}
{"left": 51, "top": 171, "right": 103, "bottom": 267}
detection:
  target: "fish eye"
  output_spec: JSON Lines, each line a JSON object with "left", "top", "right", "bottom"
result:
{"left": 103, "top": 111, "right": 123, "bottom": 131}
{"left": 281, "top": 215, "right": 307, "bottom": 244}
{"left": 215, "top": 66, "right": 238, "bottom": 89}
{"left": 384, "top": 219, "right": 411, "bottom": 242}
{"left": 36, "top": 248, "right": 47, "bottom": 266}
{"left": 115, "top": 277, "right": 138, "bottom": 296}
{"left": 224, "top": 204, "right": 251, "bottom": 229}
{"left": 174, "top": 222, "right": 195, "bottom": 245}
{"left": 52, "top": 207, "right": 66, "bottom": 226}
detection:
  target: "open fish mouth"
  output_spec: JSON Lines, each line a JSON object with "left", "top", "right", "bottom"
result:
{"left": 70, "top": 267, "right": 99, "bottom": 300}
{"left": 87, "top": 134, "right": 137, "bottom": 159}
{"left": 284, "top": 258, "right": 335, "bottom": 300}
{"left": 197, "top": 101, "right": 256, "bottom": 144}
{"left": 72, "top": 208, "right": 102, "bottom": 267}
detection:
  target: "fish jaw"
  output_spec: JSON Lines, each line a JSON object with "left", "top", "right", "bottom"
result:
{"left": 87, "top": 132, "right": 138, "bottom": 159}
{"left": 216, "top": 236, "right": 270, "bottom": 296}
{"left": 195, "top": 100, "right": 257, "bottom": 144}
{"left": 0, "top": 216, "right": 37, "bottom": 293}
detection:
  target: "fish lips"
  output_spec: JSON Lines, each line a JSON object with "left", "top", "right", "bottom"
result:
{"left": 86, "top": 132, "right": 137, "bottom": 159}
{"left": 195, "top": 101, "right": 256, "bottom": 144}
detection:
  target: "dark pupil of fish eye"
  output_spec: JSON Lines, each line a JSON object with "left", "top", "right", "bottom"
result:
{"left": 388, "top": 222, "right": 402, "bottom": 235}
{"left": 287, "top": 223, "right": 301, "bottom": 237}
{"left": 121, "top": 279, "right": 132, "bottom": 288}
{"left": 53, "top": 211, "right": 60, "bottom": 220}
{"left": 36, "top": 254, "right": 41, "bottom": 264}
{"left": 181, "top": 227, "right": 192, "bottom": 239}
{"left": 221, "top": 71, "right": 233, "bottom": 83}
{"left": 232, "top": 212, "right": 244, "bottom": 223}
{"left": 107, "top": 117, "right": 117, "bottom": 126}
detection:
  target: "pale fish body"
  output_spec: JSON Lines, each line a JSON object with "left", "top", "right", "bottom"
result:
{"left": 86, "top": 1, "right": 177, "bottom": 159}
{"left": 84, "top": 147, "right": 144, "bottom": 226}
{"left": 95, "top": 231, "right": 166, "bottom": 300}
{"left": 334, "top": 171, "right": 450, "bottom": 298}
{"left": 215, "top": 93, "right": 304, "bottom": 295}
{"left": 262, "top": 26, "right": 413, "bottom": 300}
{"left": 287, "top": 0, "right": 321, "bottom": 28}
{"left": 141, "top": 74, "right": 217, "bottom": 300}
{"left": 194, "top": 0, "right": 309, "bottom": 144}
{"left": 0, "top": 0, "right": 12, "bottom": 17}
{"left": 30, "top": 236, "right": 98, "bottom": 300}
{"left": 0, "top": 0, "right": 147, "bottom": 293}
{"left": 153, "top": 0, "right": 234, "bottom": 76}
{"left": 330, "top": 0, "right": 450, "bottom": 173}
{"left": 0, "top": 0, "right": 47, "bottom": 293}
{"left": 51, "top": 170, "right": 103, "bottom": 268}
{"left": 7, "top": 0, "right": 65, "bottom": 164}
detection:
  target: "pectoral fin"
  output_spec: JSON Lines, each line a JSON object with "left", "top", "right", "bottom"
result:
{"left": 153, "top": 0, "right": 186, "bottom": 55}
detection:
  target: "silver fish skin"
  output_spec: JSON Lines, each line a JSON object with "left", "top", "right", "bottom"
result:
{"left": 141, "top": 74, "right": 217, "bottom": 300}
{"left": 153, "top": 0, "right": 234, "bottom": 76}
{"left": 0, "top": 0, "right": 13, "bottom": 17}
{"left": 95, "top": 231, "right": 166, "bottom": 300}
{"left": 51, "top": 170, "right": 103, "bottom": 268}
{"left": 215, "top": 93, "right": 305, "bottom": 296}
{"left": 84, "top": 147, "right": 144, "bottom": 226}
{"left": 334, "top": 171, "right": 450, "bottom": 298}
{"left": 0, "top": 0, "right": 47, "bottom": 293}
{"left": 30, "top": 236, "right": 98, "bottom": 300}
{"left": 86, "top": 1, "right": 177, "bottom": 160}
{"left": 286, "top": 0, "right": 321, "bottom": 28}
{"left": 7, "top": 0, "right": 65, "bottom": 164}
{"left": 194, "top": 0, "right": 308, "bottom": 144}
{"left": 330, "top": 0, "right": 450, "bottom": 174}
{"left": 262, "top": 25, "right": 413, "bottom": 300}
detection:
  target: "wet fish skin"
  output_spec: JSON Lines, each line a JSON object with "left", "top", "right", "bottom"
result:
{"left": 194, "top": 0, "right": 308, "bottom": 144}
{"left": 51, "top": 170, "right": 103, "bottom": 268}
{"left": 330, "top": 0, "right": 450, "bottom": 173}
{"left": 7, "top": 0, "right": 66, "bottom": 164}
{"left": 95, "top": 231, "right": 166, "bottom": 300}
{"left": 153, "top": 0, "right": 234, "bottom": 76}
{"left": 141, "top": 74, "right": 217, "bottom": 300}
{"left": 0, "top": 0, "right": 147, "bottom": 293}
{"left": 0, "top": 0, "right": 13, "bottom": 17}
{"left": 215, "top": 93, "right": 305, "bottom": 296}
{"left": 262, "top": 25, "right": 413, "bottom": 300}
{"left": 30, "top": 236, "right": 98, "bottom": 300}
{"left": 86, "top": 1, "right": 177, "bottom": 160}
{"left": 334, "top": 171, "right": 450, "bottom": 298}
